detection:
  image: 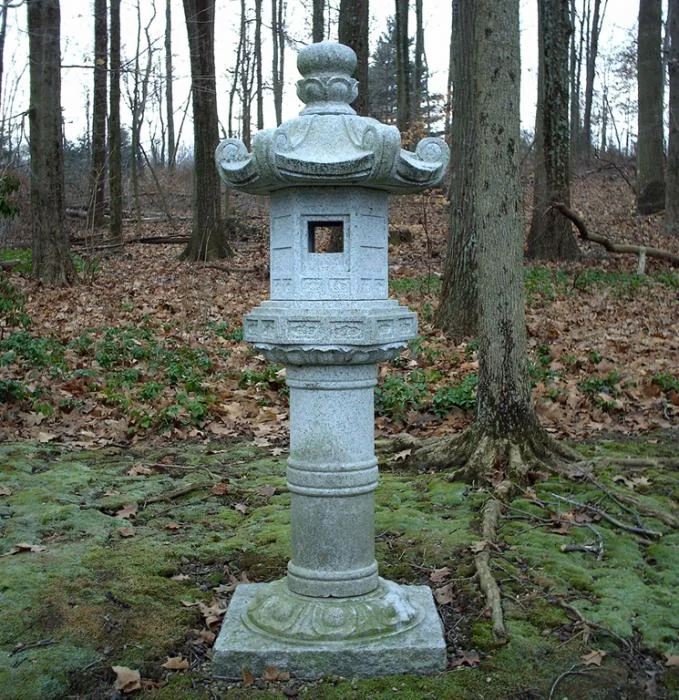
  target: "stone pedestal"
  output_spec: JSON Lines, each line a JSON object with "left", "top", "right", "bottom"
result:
{"left": 212, "top": 40, "right": 449, "bottom": 680}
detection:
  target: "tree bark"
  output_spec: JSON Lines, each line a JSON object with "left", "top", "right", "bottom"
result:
{"left": 165, "top": 0, "right": 176, "bottom": 171}
{"left": 436, "top": 0, "right": 477, "bottom": 340}
{"left": 667, "top": 0, "right": 679, "bottom": 234}
{"left": 527, "top": 0, "right": 580, "bottom": 260}
{"left": 87, "top": 0, "right": 107, "bottom": 230}
{"left": 414, "top": 0, "right": 426, "bottom": 122}
{"left": 255, "top": 0, "right": 264, "bottom": 129}
{"left": 413, "top": 0, "right": 577, "bottom": 484}
{"left": 582, "top": 0, "right": 603, "bottom": 158}
{"left": 181, "top": 0, "right": 228, "bottom": 261}
{"left": 395, "top": 0, "right": 411, "bottom": 133}
{"left": 271, "top": 0, "right": 284, "bottom": 125}
{"left": 27, "top": 0, "right": 75, "bottom": 285}
{"left": 108, "top": 0, "right": 122, "bottom": 242}
{"left": 312, "top": 0, "right": 324, "bottom": 42}
{"left": 637, "top": 0, "right": 666, "bottom": 214}
{"left": 338, "top": 0, "right": 369, "bottom": 116}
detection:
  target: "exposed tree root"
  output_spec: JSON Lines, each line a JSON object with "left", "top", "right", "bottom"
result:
{"left": 397, "top": 424, "right": 580, "bottom": 486}
{"left": 473, "top": 497, "right": 507, "bottom": 639}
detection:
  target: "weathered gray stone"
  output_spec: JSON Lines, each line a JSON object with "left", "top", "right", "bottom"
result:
{"left": 212, "top": 581, "right": 447, "bottom": 680}
{"left": 213, "top": 40, "right": 449, "bottom": 680}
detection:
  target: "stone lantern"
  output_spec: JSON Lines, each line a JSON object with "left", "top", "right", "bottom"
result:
{"left": 213, "top": 41, "right": 449, "bottom": 679}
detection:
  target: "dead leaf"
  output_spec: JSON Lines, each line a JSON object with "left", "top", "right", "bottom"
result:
{"left": 242, "top": 666, "right": 255, "bottom": 686}
{"left": 198, "top": 600, "right": 227, "bottom": 627}
{"left": 162, "top": 656, "right": 189, "bottom": 671}
{"left": 211, "top": 482, "right": 230, "bottom": 495}
{"left": 262, "top": 665, "right": 290, "bottom": 681}
{"left": 429, "top": 567, "right": 451, "bottom": 583}
{"left": 171, "top": 574, "right": 190, "bottom": 582}
{"left": 115, "top": 503, "right": 137, "bottom": 519}
{"left": 393, "top": 448, "right": 412, "bottom": 462}
{"left": 112, "top": 665, "right": 142, "bottom": 693}
{"left": 165, "top": 522, "right": 181, "bottom": 531}
{"left": 255, "top": 485, "right": 276, "bottom": 498}
{"left": 450, "top": 650, "right": 481, "bottom": 668}
{"left": 581, "top": 649, "right": 607, "bottom": 666}
{"left": 118, "top": 527, "right": 135, "bottom": 538}
{"left": 126, "top": 465, "right": 155, "bottom": 477}
{"left": 234, "top": 503, "right": 248, "bottom": 514}
{"left": 665, "top": 654, "right": 679, "bottom": 667}
{"left": 0, "top": 486, "right": 12, "bottom": 496}
{"left": 271, "top": 447, "right": 285, "bottom": 456}
{"left": 433, "top": 583, "right": 454, "bottom": 605}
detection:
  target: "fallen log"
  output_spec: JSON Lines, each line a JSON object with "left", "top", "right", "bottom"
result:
{"left": 552, "top": 202, "right": 679, "bottom": 269}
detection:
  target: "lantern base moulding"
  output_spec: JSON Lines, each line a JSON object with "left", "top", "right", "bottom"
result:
{"left": 212, "top": 579, "right": 446, "bottom": 679}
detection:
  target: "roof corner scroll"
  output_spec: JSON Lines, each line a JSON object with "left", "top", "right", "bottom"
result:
{"left": 215, "top": 41, "right": 449, "bottom": 195}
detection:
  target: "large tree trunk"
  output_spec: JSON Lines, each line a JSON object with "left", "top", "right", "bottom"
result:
{"left": 27, "top": 0, "right": 74, "bottom": 285}
{"left": 411, "top": 0, "right": 576, "bottom": 485}
{"left": 338, "top": 0, "right": 369, "bottom": 116}
{"left": 108, "top": 0, "right": 122, "bottom": 242}
{"left": 87, "top": 0, "right": 107, "bottom": 230}
{"left": 436, "top": 0, "right": 477, "bottom": 340}
{"left": 667, "top": 0, "right": 679, "bottom": 234}
{"left": 527, "top": 0, "right": 579, "bottom": 260}
{"left": 395, "top": 0, "right": 411, "bottom": 133}
{"left": 637, "top": 0, "right": 666, "bottom": 214}
{"left": 414, "top": 0, "right": 424, "bottom": 121}
{"left": 165, "top": 0, "right": 176, "bottom": 172}
{"left": 569, "top": 0, "right": 584, "bottom": 160}
{"left": 181, "top": 0, "right": 228, "bottom": 261}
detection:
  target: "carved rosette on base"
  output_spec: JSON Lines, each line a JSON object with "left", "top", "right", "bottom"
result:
{"left": 212, "top": 40, "right": 449, "bottom": 679}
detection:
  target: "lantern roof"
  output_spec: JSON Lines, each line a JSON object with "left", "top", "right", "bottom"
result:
{"left": 215, "top": 41, "right": 449, "bottom": 195}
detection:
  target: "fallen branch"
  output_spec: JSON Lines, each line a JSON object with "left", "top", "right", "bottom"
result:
{"left": 474, "top": 497, "right": 507, "bottom": 639}
{"left": 585, "top": 475, "right": 679, "bottom": 529}
{"left": 10, "top": 639, "right": 55, "bottom": 656}
{"left": 552, "top": 202, "right": 679, "bottom": 267}
{"left": 141, "top": 482, "right": 213, "bottom": 508}
{"left": 548, "top": 663, "right": 593, "bottom": 700}
{"left": 550, "top": 493, "right": 662, "bottom": 539}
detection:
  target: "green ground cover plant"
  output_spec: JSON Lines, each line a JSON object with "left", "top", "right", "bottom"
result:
{"left": 0, "top": 436, "right": 676, "bottom": 699}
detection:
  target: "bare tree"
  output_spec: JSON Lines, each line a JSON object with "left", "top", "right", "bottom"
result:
{"left": 667, "top": 0, "right": 679, "bottom": 233}
{"left": 582, "top": 0, "right": 606, "bottom": 157}
{"left": 527, "top": 0, "right": 579, "bottom": 260}
{"left": 437, "top": 0, "right": 477, "bottom": 339}
{"left": 637, "top": 0, "right": 665, "bottom": 214}
{"left": 27, "top": 0, "right": 74, "bottom": 285}
{"left": 181, "top": 0, "right": 228, "bottom": 261}
{"left": 165, "top": 0, "right": 175, "bottom": 171}
{"left": 412, "top": 0, "right": 577, "bottom": 482}
{"left": 271, "top": 0, "right": 285, "bottom": 124}
{"left": 87, "top": 0, "right": 107, "bottom": 229}
{"left": 312, "top": 0, "right": 323, "bottom": 42}
{"left": 338, "top": 0, "right": 369, "bottom": 115}
{"left": 255, "top": 0, "right": 263, "bottom": 130}
{"left": 108, "top": 0, "right": 122, "bottom": 242}
{"left": 394, "top": 0, "right": 411, "bottom": 132}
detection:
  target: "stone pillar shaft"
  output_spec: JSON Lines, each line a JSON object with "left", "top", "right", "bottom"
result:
{"left": 286, "top": 364, "right": 379, "bottom": 597}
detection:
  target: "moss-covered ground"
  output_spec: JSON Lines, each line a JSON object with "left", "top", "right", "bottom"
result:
{"left": 0, "top": 434, "right": 677, "bottom": 699}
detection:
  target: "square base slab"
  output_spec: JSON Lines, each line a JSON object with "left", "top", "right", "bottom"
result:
{"left": 213, "top": 582, "right": 447, "bottom": 680}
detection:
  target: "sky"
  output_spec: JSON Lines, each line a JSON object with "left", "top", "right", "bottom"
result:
{"left": 0, "top": 1, "right": 651, "bottom": 157}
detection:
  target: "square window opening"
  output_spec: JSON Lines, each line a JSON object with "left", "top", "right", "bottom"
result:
{"left": 308, "top": 221, "right": 344, "bottom": 253}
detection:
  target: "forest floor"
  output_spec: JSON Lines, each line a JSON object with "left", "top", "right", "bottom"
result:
{"left": 0, "top": 162, "right": 678, "bottom": 697}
